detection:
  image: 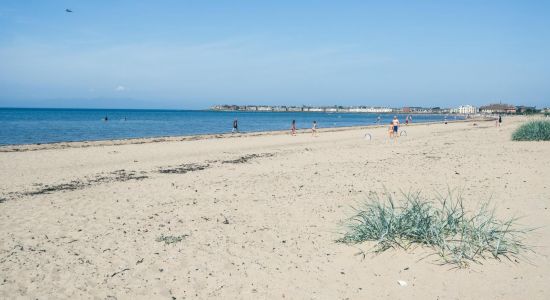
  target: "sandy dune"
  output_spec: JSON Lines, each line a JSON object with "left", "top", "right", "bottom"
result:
{"left": 1, "top": 117, "right": 549, "bottom": 299}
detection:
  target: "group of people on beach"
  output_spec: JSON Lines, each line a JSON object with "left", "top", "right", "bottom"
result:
{"left": 289, "top": 119, "right": 318, "bottom": 136}
{"left": 233, "top": 115, "right": 409, "bottom": 139}
{"left": 232, "top": 119, "right": 318, "bottom": 136}
{"left": 405, "top": 115, "right": 412, "bottom": 125}
{"left": 388, "top": 116, "right": 400, "bottom": 142}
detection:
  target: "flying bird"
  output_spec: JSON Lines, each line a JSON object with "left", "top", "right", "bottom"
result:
{"left": 65, "top": 9, "right": 73, "bottom": 13}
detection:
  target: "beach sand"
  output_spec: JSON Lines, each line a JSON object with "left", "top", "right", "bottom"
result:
{"left": 1, "top": 116, "right": 549, "bottom": 299}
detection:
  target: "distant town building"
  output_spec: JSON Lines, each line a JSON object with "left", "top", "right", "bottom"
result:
{"left": 450, "top": 105, "right": 478, "bottom": 114}
{"left": 348, "top": 106, "right": 393, "bottom": 113}
{"left": 431, "top": 107, "right": 450, "bottom": 114}
{"left": 479, "top": 103, "right": 516, "bottom": 114}
{"left": 210, "top": 105, "right": 426, "bottom": 114}
{"left": 287, "top": 106, "right": 303, "bottom": 112}
{"left": 402, "top": 107, "right": 434, "bottom": 113}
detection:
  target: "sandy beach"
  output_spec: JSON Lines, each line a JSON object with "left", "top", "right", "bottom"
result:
{"left": 1, "top": 116, "right": 549, "bottom": 299}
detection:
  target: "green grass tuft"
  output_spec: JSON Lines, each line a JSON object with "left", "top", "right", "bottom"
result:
{"left": 512, "top": 120, "right": 550, "bottom": 141}
{"left": 156, "top": 234, "right": 189, "bottom": 245}
{"left": 337, "top": 191, "right": 532, "bottom": 267}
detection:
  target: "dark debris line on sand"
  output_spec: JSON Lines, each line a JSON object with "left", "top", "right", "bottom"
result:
{"left": 221, "top": 153, "right": 275, "bottom": 164}
{"left": 109, "top": 268, "right": 131, "bottom": 278}
{"left": 24, "top": 170, "right": 149, "bottom": 196}
{"left": 1, "top": 152, "right": 277, "bottom": 202}
{"left": 158, "top": 163, "right": 210, "bottom": 174}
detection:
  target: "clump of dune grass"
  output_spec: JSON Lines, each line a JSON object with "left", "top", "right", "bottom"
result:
{"left": 512, "top": 120, "right": 550, "bottom": 141}
{"left": 156, "top": 234, "right": 189, "bottom": 245}
{"left": 337, "top": 191, "right": 531, "bottom": 267}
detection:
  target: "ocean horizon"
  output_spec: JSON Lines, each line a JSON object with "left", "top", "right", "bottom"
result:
{"left": 0, "top": 107, "right": 461, "bottom": 146}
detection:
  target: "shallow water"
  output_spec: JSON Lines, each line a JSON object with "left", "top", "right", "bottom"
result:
{"left": 0, "top": 108, "right": 460, "bottom": 145}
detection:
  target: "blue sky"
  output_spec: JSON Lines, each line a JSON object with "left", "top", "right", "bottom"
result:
{"left": 0, "top": 0, "right": 549, "bottom": 109}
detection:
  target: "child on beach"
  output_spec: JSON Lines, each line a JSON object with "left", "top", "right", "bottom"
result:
{"left": 388, "top": 121, "right": 394, "bottom": 140}
{"left": 291, "top": 120, "right": 296, "bottom": 135}
{"left": 232, "top": 119, "right": 239, "bottom": 133}
{"left": 312, "top": 121, "right": 318, "bottom": 136}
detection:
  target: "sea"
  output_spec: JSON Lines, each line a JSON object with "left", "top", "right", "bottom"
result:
{"left": 0, "top": 108, "right": 461, "bottom": 146}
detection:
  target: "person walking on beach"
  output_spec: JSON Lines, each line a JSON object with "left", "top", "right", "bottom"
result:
{"left": 291, "top": 120, "right": 296, "bottom": 135}
{"left": 312, "top": 120, "right": 318, "bottom": 136}
{"left": 376, "top": 115, "right": 381, "bottom": 124}
{"left": 405, "top": 115, "right": 409, "bottom": 125}
{"left": 498, "top": 114, "right": 502, "bottom": 127}
{"left": 392, "top": 116, "right": 399, "bottom": 141}
{"left": 232, "top": 119, "right": 239, "bottom": 133}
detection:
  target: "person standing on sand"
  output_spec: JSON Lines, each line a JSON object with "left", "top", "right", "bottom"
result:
{"left": 498, "top": 115, "right": 502, "bottom": 127}
{"left": 392, "top": 116, "right": 399, "bottom": 141}
{"left": 405, "top": 115, "right": 409, "bottom": 125}
{"left": 312, "top": 120, "right": 318, "bottom": 136}
{"left": 291, "top": 120, "right": 296, "bottom": 135}
{"left": 232, "top": 119, "right": 239, "bottom": 133}
{"left": 388, "top": 121, "right": 394, "bottom": 140}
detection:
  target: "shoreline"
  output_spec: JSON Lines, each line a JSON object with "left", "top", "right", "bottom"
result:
{"left": 0, "top": 117, "right": 489, "bottom": 152}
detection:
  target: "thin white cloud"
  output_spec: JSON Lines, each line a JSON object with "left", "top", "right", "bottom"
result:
{"left": 115, "top": 85, "right": 125, "bottom": 92}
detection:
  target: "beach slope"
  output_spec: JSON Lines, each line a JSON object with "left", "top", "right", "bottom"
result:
{"left": 1, "top": 117, "right": 549, "bottom": 299}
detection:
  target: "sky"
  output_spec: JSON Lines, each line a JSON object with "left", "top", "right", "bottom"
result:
{"left": 0, "top": 0, "right": 549, "bottom": 109}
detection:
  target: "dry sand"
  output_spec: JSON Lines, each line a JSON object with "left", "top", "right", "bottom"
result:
{"left": 1, "top": 116, "right": 549, "bottom": 299}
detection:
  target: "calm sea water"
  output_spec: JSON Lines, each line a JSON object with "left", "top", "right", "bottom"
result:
{"left": 0, "top": 108, "right": 460, "bottom": 145}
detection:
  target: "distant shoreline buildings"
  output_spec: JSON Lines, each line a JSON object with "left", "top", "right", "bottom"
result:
{"left": 210, "top": 105, "right": 394, "bottom": 113}
{"left": 210, "top": 103, "right": 542, "bottom": 115}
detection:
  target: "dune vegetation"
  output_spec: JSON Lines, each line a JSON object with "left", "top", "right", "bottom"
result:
{"left": 512, "top": 120, "right": 550, "bottom": 141}
{"left": 337, "top": 191, "right": 531, "bottom": 267}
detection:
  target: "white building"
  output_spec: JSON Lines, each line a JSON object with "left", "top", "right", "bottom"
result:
{"left": 273, "top": 106, "right": 288, "bottom": 112}
{"left": 451, "top": 105, "right": 478, "bottom": 114}
{"left": 348, "top": 106, "right": 393, "bottom": 113}
{"left": 287, "top": 106, "right": 303, "bottom": 112}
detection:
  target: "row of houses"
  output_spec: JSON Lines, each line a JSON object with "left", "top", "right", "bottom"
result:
{"left": 210, "top": 105, "right": 393, "bottom": 113}
{"left": 397, "top": 104, "right": 538, "bottom": 114}
{"left": 211, "top": 104, "right": 542, "bottom": 114}
{"left": 442, "top": 104, "right": 539, "bottom": 115}
{"left": 477, "top": 104, "right": 538, "bottom": 114}
{"left": 402, "top": 107, "right": 452, "bottom": 113}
